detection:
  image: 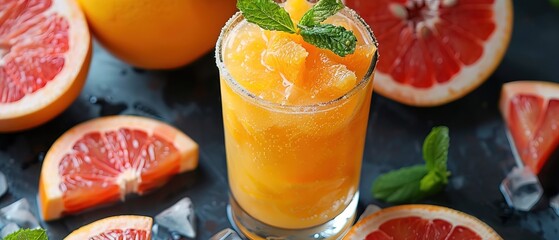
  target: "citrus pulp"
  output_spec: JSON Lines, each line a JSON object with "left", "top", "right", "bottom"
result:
{"left": 0, "top": 0, "right": 91, "bottom": 132}
{"left": 39, "top": 115, "right": 199, "bottom": 220}
{"left": 347, "top": 0, "right": 513, "bottom": 106}
{"left": 500, "top": 81, "right": 559, "bottom": 174}
{"left": 64, "top": 215, "right": 152, "bottom": 240}
{"left": 344, "top": 205, "right": 502, "bottom": 239}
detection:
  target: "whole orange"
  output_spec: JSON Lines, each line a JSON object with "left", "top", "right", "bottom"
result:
{"left": 77, "top": 0, "right": 237, "bottom": 69}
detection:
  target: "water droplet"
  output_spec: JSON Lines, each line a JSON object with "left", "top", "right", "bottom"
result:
{"left": 89, "top": 96, "right": 98, "bottom": 104}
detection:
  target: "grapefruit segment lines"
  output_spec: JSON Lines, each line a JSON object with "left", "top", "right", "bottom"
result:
{"left": 347, "top": 0, "right": 512, "bottom": 106}
{"left": 39, "top": 116, "right": 199, "bottom": 220}
{"left": 424, "top": 34, "right": 460, "bottom": 84}
{"left": 424, "top": 219, "right": 452, "bottom": 240}
{"left": 344, "top": 205, "right": 502, "bottom": 240}
{"left": 0, "top": 0, "right": 91, "bottom": 132}
{"left": 64, "top": 215, "right": 152, "bottom": 240}
{"left": 0, "top": 0, "right": 68, "bottom": 103}
{"left": 500, "top": 82, "right": 559, "bottom": 174}
{"left": 435, "top": 20, "right": 484, "bottom": 65}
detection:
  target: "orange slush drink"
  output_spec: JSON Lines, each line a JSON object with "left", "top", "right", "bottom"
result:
{"left": 217, "top": 0, "right": 378, "bottom": 229}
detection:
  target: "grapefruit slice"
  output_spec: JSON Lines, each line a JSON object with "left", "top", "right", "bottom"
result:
{"left": 344, "top": 205, "right": 502, "bottom": 240}
{"left": 346, "top": 0, "right": 513, "bottom": 106}
{"left": 499, "top": 81, "right": 559, "bottom": 174}
{"left": 38, "top": 116, "right": 199, "bottom": 221}
{"left": 0, "top": 0, "right": 91, "bottom": 132}
{"left": 64, "top": 215, "right": 152, "bottom": 240}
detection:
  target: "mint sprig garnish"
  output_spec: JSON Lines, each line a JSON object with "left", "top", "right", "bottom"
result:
{"left": 372, "top": 165, "right": 429, "bottom": 203}
{"left": 300, "top": 24, "right": 357, "bottom": 57}
{"left": 4, "top": 229, "right": 48, "bottom": 240}
{"left": 423, "top": 126, "right": 450, "bottom": 184}
{"left": 237, "top": 0, "right": 297, "bottom": 33}
{"left": 372, "top": 126, "right": 451, "bottom": 203}
{"left": 237, "top": 0, "right": 357, "bottom": 57}
{"left": 299, "top": 0, "right": 344, "bottom": 26}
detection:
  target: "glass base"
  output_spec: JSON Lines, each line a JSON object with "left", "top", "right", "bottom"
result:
{"left": 227, "top": 192, "right": 358, "bottom": 240}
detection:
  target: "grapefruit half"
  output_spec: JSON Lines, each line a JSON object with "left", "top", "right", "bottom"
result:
{"left": 344, "top": 205, "right": 502, "bottom": 240}
{"left": 64, "top": 215, "right": 152, "bottom": 240}
{"left": 39, "top": 116, "right": 199, "bottom": 221}
{"left": 499, "top": 81, "right": 559, "bottom": 174}
{"left": 0, "top": 0, "right": 91, "bottom": 132}
{"left": 346, "top": 0, "right": 513, "bottom": 106}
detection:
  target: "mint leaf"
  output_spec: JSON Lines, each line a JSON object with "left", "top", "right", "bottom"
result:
{"left": 372, "top": 165, "right": 428, "bottom": 203}
{"left": 299, "top": 0, "right": 344, "bottom": 26}
{"left": 237, "top": 0, "right": 357, "bottom": 57}
{"left": 299, "top": 24, "right": 357, "bottom": 57}
{"left": 423, "top": 126, "right": 449, "bottom": 178}
{"left": 4, "top": 229, "right": 48, "bottom": 240}
{"left": 372, "top": 126, "right": 452, "bottom": 203}
{"left": 237, "top": 0, "right": 296, "bottom": 33}
{"left": 552, "top": 0, "right": 559, "bottom": 8}
{"left": 420, "top": 171, "right": 443, "bottom": 191}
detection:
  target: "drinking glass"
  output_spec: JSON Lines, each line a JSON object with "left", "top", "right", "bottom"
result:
{"left": 216, "top": 7, "right": 378, "bottom": 239}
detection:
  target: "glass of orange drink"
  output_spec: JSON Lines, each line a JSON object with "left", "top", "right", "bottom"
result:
{"left": 216, "top": 0, "right": 378, "bottom": 238}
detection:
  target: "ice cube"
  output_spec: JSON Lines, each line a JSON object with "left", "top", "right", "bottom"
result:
{"left": 155, "top": 197, "right": 196, "bottom": 238}
{"left": 0, "top": 172, "right": 7, "bottom": 198}
{"left": 0, "top": 223, "right": 20, "bottom": 238}
{"left": 357, "top": 204, "right": 382, "bottom": 223}
{"left": 151, "top": 224, "right": 183, "bottom": 240}
{"left": 0, "top": 199, "right": 40, "bottom": 229}
{"left": 551, "top": 194, "right": 559, "bottom": 216}
{"left": 209, "top": 228, "right": 242, "bottom": 240}
{"left": 500, "top": 167, "right": 543, "bottom": 211}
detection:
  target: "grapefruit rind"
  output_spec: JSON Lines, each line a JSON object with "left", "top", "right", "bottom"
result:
{"left": 371, "top": 0, "right": 513, "bottom": 106}
{"left": 499, "top": 81, "right": 559, "bottom": 172}
{"left": 499, "top": 81, "right": 559, "bottom": 121}
{"left": 344, "top": 205, "right": 502, "bottom": 240}
{"left": 38, "top": 116, "right": 199, "bottom": 221}
{"left": 64, "top": 215, "right": 152, "bottom": 240}
{"left": 0, "top": 0, "right": 91, "bottom": 132}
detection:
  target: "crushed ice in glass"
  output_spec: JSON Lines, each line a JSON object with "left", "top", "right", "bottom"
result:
{"left": 357, "top": 204, "right": 381, "bottom": 222}
{"left": 550, "top": 194, "right": 559, "bottom": 216}
{"left": 209, "top": 228, "right": 242, "bottom": 240}
{"left": 0, "top": 199, "right": 41, "bottom": 237}
{"left": 154, "top": 197, "right": 196, "bottom": 239}
{"left": 500, "top": 167, "right": 543, "bottom": 211}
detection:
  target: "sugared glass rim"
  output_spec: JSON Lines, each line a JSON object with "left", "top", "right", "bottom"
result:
{"left": 215, "top": 7, "right": 379, "bottom": 113}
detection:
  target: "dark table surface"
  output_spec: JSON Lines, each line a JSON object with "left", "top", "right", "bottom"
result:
{"left": 1, "top": 0, "right": 559, "bottom": 239}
